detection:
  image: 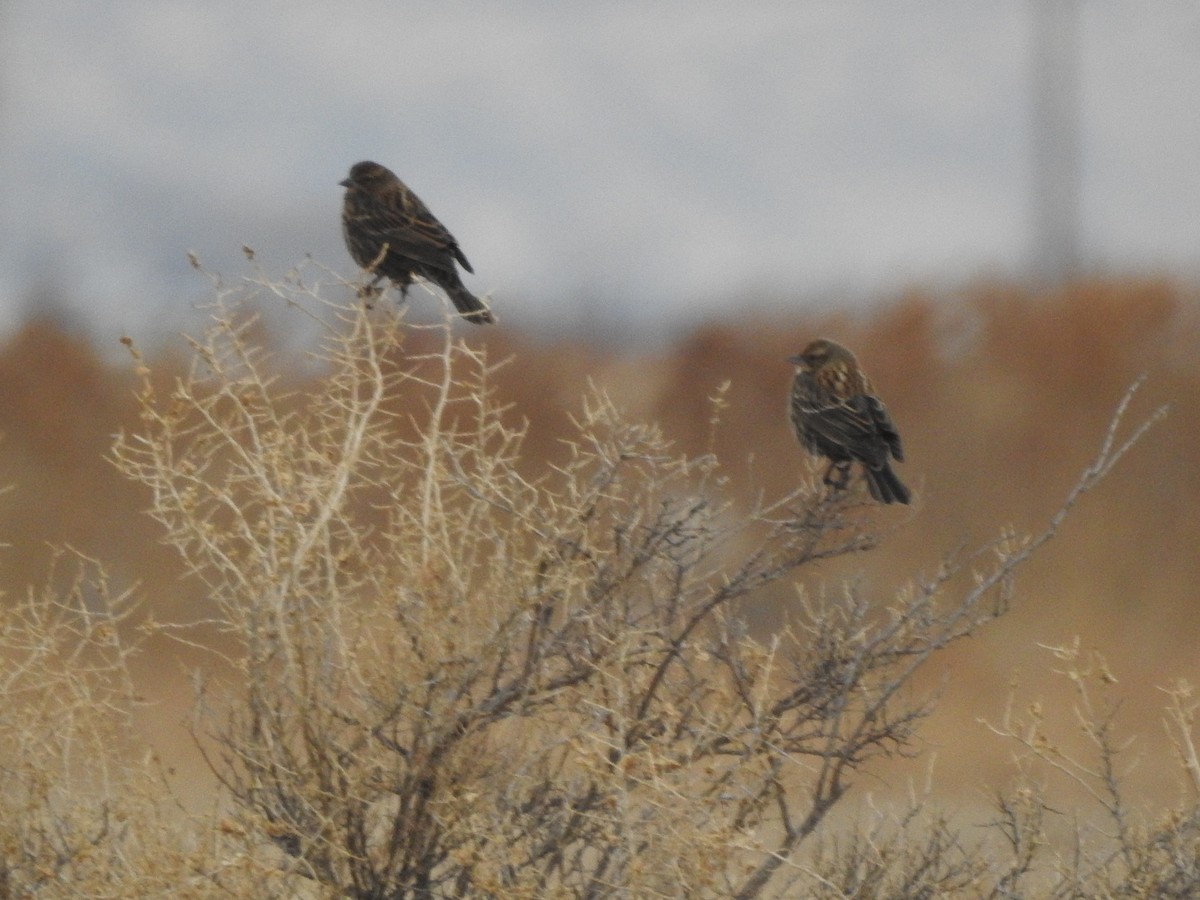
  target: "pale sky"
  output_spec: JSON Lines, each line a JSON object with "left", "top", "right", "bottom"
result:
{"left": 1, "top": 2, "right": 1198, "bottom": 344}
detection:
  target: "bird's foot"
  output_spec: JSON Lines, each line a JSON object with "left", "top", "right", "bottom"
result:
{"left": 356, "top": 282, "right": 385, "bottom": 308}
{"left": 823, "top": 462, "right": 853, "bottom": 492}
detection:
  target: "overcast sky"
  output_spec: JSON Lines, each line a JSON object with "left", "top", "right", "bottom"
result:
{"left": 1, "top": 2, "right": 1198, "bottom": 345}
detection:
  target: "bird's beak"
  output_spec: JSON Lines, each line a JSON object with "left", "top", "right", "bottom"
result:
{"left": 786, "top": 354, "right": 804, "bottom": 365}
{"left": 338, "top": 178, "right": 352, "bottom": 188}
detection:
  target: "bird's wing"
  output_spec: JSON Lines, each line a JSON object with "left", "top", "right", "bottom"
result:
{"left": 865, "top": 395, "right": 904, "bottom": 462}
{"left": 356, "top": 188, "right": 466, "bottom": 271}
{"left": 795, "top": 381, "right": 889, "bottom": 466}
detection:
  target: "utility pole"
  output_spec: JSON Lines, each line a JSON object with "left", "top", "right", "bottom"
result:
{"left": 1030, "top": 0, "right": 1081, "bottom": 283}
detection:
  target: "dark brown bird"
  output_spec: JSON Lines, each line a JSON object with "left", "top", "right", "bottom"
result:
{"left": 340, "top": 160, "right": 493, "bottom": 324}
{"left": 788, "top": 338, "right": 911, "bottom": 505}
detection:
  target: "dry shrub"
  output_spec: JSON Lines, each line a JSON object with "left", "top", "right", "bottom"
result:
{"left": 0, "top": 551, "right": 290, "bottom": 898}
{"left": 0, "top": 551, "right": 143, "bottom": 896}
{"left": 93, "top": 269, "right": 1177, "bottom": 898}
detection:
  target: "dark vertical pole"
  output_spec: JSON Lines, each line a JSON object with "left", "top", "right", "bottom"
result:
{"left": 1030, "top": 0, "right": 1081, "bottom": 283}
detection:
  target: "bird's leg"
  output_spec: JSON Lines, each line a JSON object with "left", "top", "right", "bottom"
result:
{"left": 823, "top": 461, "right": 853, "bottom": 491}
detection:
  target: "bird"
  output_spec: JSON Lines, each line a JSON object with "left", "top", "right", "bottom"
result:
{"left": 339, "top": 160, "right": 493, "bottom": 324}
{"left": 788, "top": 338, "right": 911, "bottom": 505}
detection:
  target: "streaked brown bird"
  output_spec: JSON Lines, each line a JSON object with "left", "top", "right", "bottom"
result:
{"left": 788, "top": 338, "right": 911, "bottom": 505}
{"left": 340, "top": 160, "right": 493, "bottom": 324}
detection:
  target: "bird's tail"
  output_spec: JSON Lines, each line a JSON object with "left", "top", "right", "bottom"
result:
{"left": 431, "top": 268, "right": 494, "bottom": 325}
{"left": 865, "top": 463, "right": 911, "bottom": 505}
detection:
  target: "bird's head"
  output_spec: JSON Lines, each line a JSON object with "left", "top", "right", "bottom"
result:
{"left": 340, "top": 160, "right": 395, "bottom": 190}
{"left": 787, "top": 338, "right": 857, "bottom": 372}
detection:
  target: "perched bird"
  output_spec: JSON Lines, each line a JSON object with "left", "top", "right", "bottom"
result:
{"left": 788, "top": 338, "right": 911, "bottom": 505}
{"left": 340, "top": 160, "right": 493, "bottom": 324}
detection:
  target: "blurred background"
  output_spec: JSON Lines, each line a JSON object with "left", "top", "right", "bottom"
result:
{"left": 1, "top": 2, "right": 1198, "bottom": 812}
{"left": 2, "top": 2, "right": 1199, "bottom": 341}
